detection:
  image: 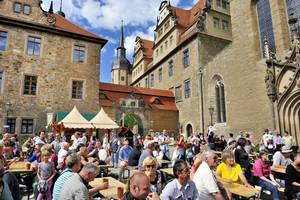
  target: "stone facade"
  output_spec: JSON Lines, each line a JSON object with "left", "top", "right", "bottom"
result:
{"left": 126, "top": 0, "right": 298, "bottom": 143}
{"left": 0, "top": 0, "right": 107, "bottom": 138}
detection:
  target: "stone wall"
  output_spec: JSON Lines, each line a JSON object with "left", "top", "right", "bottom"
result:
{"left": 0, "top": 22, "right": 102, "bottom": 137}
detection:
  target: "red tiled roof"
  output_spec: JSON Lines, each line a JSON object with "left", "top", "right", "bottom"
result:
{"left": 170, "top": 0, "right": 206, "bottom": 29}
{"left": 54, "top": 14, "right": 106, "bottom": 41}
{"left": 140, "top": 38, "right": 154, "bottom": 59}
{"left": 99, "top": 83, "right": 177, "bottom": 111}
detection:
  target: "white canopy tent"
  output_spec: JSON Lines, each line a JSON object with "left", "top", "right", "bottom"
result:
{"left": 58, "top": 106, "right": 93, "bottom": 129}
{"left": 90, "top": 108, "right": 119, "bottom": 129}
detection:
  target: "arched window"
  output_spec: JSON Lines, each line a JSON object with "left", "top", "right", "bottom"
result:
{"left": 186, "top": 124, "right": 193, "bottom": 137}
{"left": 257, "top": 0, "right": 276, "bottom": 54}
{"left": 215, "top": 82, "right": 226, "bottom": 123}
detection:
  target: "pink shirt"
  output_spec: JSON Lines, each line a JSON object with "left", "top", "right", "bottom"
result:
{"left": 253, "top": 159, "right": 270, "bottom": 177}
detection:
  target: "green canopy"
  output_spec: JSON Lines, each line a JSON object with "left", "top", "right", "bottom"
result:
{"left": 56, "top": 112, "right": 95, "bottom": 122}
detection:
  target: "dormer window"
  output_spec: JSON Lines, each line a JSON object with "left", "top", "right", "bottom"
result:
{"left": 23, "top": 5, "right": 31, "bottom": 15}
{"left": 99, "top": 93, "right": 108, "bottom": 100}
{"left": 153, "top": 98, "right": 162, "bottom": 104}
{"left": 14, "top": 2, "right": 22, "bottom": 13}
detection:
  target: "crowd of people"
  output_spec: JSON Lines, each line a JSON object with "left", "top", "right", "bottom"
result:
{"left": 0, "top": 128, "right": 298, "bottom": 200}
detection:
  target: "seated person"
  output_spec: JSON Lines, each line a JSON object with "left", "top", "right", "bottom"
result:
{"left": 122, "top": 172, "right": 160, "bottom": 200}
{"left": 253, "top": 150, "right": 282, "bottom": 200}
{"left": 285, "top": 151, "right": 300, "bottom": 199}
{"left": 216, "top": 150, "right": 251, "bottom": 186}
{"left": 142, "top": 156, "right": 166, "bottom": 194}
{"left": 272, "top": 145, "right": 292, "bottom": 168}
{"left": 90, "top": 141, "right": 107, "bottom": 165}
{"left": 160, "top": 160, "right": 199, "bottom": 200}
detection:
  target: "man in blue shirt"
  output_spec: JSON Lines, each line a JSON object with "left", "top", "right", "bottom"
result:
{"left": 160, "top": 160, "right": 199, "bottom": 200}
{"left": 119, "top": 139, "right": 133, "bottom": 180}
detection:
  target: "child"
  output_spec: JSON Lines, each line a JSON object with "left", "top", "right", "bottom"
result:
{"left": 37, "top": 149, "right": 56, "bottom": 200}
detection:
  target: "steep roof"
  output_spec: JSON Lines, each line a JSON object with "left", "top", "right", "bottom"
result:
{"left": 99, "top": 83, "right": 177, "bottom": 111}
{"left": 54, "top": 14, "right": 106, "bottom": 41}
{"left": 140, "top": 38, "right": 154, "bottom": 59}
{"left": 170, "top": 0, "right": 206, "bottom": 29}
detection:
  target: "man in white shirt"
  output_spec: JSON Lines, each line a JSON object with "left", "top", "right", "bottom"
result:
{"left": 272, "top": 145, "right": 293, "bottom": 167}
{"left": 157, "top": 130, "right": 170, "bottom": 158}
{"left": 193, "top": 150, "right": 224, "bottom": 200}
{"left": 57, "top": 142, "right": 69, "bottom": 170}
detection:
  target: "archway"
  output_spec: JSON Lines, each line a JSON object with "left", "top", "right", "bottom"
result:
{"left": 186, "top": 124, "right": 193, "bottom": 137}
{"left": 120, "top": 113, "right": 144, "bottom": 135}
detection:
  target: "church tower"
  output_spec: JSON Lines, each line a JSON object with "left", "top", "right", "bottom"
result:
{"left": 111, "top": 21, "right": 131, "bottom": 85}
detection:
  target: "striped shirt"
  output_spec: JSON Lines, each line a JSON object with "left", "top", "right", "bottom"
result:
{"left": 52, "top": 169, "right": 74, "bottom": 200}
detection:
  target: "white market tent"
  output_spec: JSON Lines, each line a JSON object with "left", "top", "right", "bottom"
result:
{"left": 58, "top": 106, "right": 93, "bottom": 128}
{"left": 90, "top": 108, "right": 119, "bottom": 129}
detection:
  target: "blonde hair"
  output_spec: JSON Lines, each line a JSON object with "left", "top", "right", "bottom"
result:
{"left": 221, "top": 150, "right": 234, "bottom": 163}
{"left": 41, "top": 149, "right": 51, "bottom": 162}
{"left": 142, "top": 156, "right": 157, "bottom": 167}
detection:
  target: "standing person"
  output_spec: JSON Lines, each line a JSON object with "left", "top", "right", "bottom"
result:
{"left": 138, "top": 142, "right": 155, "bottom": 171}
{"left": 273, "top": 131, "right": 283, "bottom": 151}
{"left": 160, "top": 160, "right": 199, "bottom": 200}
{"left": 119, "top": 139, "right": 133, "bottom": 179}
{"left": 111, "top": 135, "right": 121, "bottom": 168}
{"left": 285, "top": 151, "right": 300, "bottom": 199}
{"left": 175, "top": 135, "right": 185, "bottom": 160}
{"left": 102, "top": 133, "right": 109, "bottom": 151}
{"left": 193, "top": 151, "right": 225, "bottom": 200}
{"left": 57, "top": 142, "right": 69, "bottom": 170}
{"left": 253, "top": 151, "right": 282, "bottom": 200}
{"left": 157, "top": 130, "right": 170, "bottom": 159}
{"left": 128, "top": 144, "right": 143, "bottom": 168}
{"left": 262, "top": 129, "right": 270, "bottom": 148}
{"left": 51, "top": 133, "right": 64, "bottom": 155}
{"left": 37, "top": 149, "right": 57, "bottom": 200}
{"left": 227, "top": 133, "right": 234, "bottom": 146}
{"left": 282, "top": 130, "right": 296, "bottom": 149}
{"left": 234, "top": 137, "right": 251, "bottom": 180}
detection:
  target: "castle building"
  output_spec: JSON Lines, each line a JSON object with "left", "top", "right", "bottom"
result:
{"left": 0, "top": 0, "right": 107, "bottom": 137}
{"left": 113, "top": 0, "right": 300, "bottom": 144}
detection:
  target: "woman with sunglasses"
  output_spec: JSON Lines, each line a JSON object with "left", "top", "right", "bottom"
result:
{"left": 142, "top": 156, "right": 166, "bottom": 194}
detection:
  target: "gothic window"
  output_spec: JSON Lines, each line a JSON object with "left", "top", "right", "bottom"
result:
{"left": 257, "top": 0, "right": 276, "bottom": 54}
{"left": 168, "top": 60, "right": 174, "bottom": 76}
{"left": 286, "top": 0, "right": 300, "bottom": 37}
{"left": 71, "top": 80, "right": 84, "bottom": 99}
{"left": 158, "top": 68, "right": 163, "bottom": 82}
{"left": 216, "top": 0, "right": 221, "bottom": 7}
{"left": 121, "top": 76, "right": 125, "bottom": 81}
{"left": 222, "top": 0, "right": 227, "bottom": 9}
{"left": 215, "top": 82, "right": 226, "bottom": 123}
{"left": 14, "top": 2, "right": 22, "bottom": 13}
{"left": 175, "top": 85, "right": 182, "bottom": 102}
{"left": 184, "top": 79, "right": 191, "bottom": 98}
{"left": 183, "top": 49, "right": 189, "bottom": 68}
{"left": 130, "top": 101, "right": 136, "bottom": 107}
{"left": 73, "top": 45, "right": 85, "bottom": 63}
{"left": 23, "top": 4, "right": 31, "bottom": 15}
{"left": 6, "top": 118, "right": 16, "bottom": 134}
{"left": 23, "top": 75, "right": 37, "bottom": 95}
{"left": 21, "top": 119, "right": 33, "bottom": 134}
{"left": 27, "top": 36, "right": 41, "bottom": 56}
{"left": 169, "top": 35, "right": 173, "bottom": 45}
{"left": 0, "top": 31, "right": 8, "bottom": 51}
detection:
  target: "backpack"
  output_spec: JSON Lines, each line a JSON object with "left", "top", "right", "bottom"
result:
{"left": 38, "top": 179, "right": 47, "bottom": 194}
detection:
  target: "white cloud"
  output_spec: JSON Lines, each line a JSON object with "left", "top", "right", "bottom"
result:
{"left": 42, "top": 0, "right": 182, "bottom": 31}
{"left": 124, "top": 25, "right": 155, "bottom": 58}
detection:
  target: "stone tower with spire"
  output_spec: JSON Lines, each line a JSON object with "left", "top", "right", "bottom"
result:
{"left": 111, "top": 21, "right": 132, "bottom": 85}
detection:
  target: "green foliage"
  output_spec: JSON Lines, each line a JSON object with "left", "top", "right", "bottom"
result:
{"left": 123, "top": 114, "right": 138, "bottom": 128}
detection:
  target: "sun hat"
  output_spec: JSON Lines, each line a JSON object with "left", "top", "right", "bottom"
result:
{"left": 281, "top": 145, "right": 292, "bottom": 153}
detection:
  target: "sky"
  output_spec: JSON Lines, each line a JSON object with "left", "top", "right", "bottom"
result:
{"left": 42, "top": 0, "right": 198, "bottom": 83}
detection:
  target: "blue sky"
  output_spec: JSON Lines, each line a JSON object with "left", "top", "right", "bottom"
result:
{"left": 42, "top": 0, "right": 197, "bottom": 83}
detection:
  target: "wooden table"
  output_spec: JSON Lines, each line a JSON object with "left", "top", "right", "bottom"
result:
{"left": 8, "top": 161, "right": 32, "bottom": 173}
{"left": 90, "top": 177, "right": 125, "bottom": 199}
{"left": 220, "top": 181, "right": 259, "bottom": 199}
{"left": 161, "top": 168, "right": 173, "bottom": 176}
{"left": 271, "top": 167, "right": 286, "bottom": 174}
